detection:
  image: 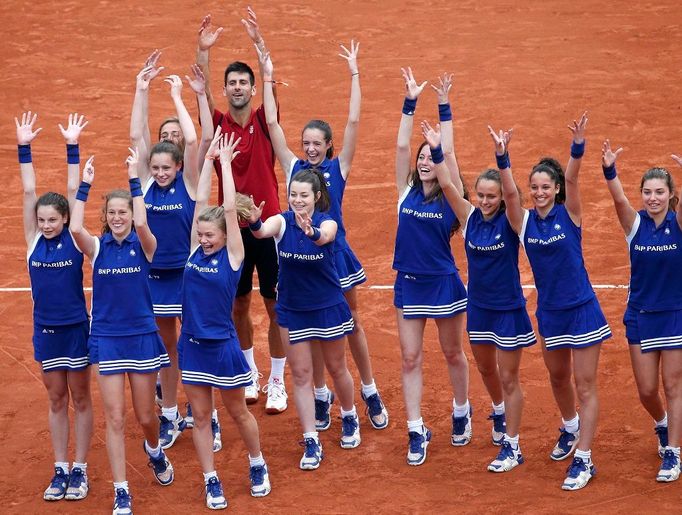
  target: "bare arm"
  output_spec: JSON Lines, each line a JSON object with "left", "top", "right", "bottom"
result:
{"left": 165, "top": 74, "right": 199, "bottom": 199}
{"left": 16, "top": 112, "right": 42, "bottom": 245}
{"left": 219, "top": 132, "right": 245, "bottom": 269}
{"left": 245, "top": 198, "right": 283, "bottom": 239}
{"left": 192, "top": 128, "right": 222, "bottom": 250}
{"left": 196, "top": 15, "right": 223, "bottom": 117}
{"left": 338, "top": 40, "right": 360, "bottom": 179}
{"left": 242, "top": 6, "right": 278, "bottom": 104}
{"left": 564, "top": 112, "right": 588, "bottom": 225}
{"left": 432, "top": 73, "right": 464, "bottom": 197}
{"left": 187, "top": 64, "right": 214, "bottom": 166}
{"left": 489, "top": 125, "right": 525, "bottom": 234}
{"left": 69, "top": 156, "right": 97, "bottom": 259}
{"left": 669, "top": 153, "right": 682, "bottom": 230}
{"left": 396, "top": 67, "right": 427, "bottom": 195}
{"left": 58, "top": 113, "right": 89, "bottom": 210}
{"left": 600, "top": 140, "right": 636, "bottom": 234}
{"left": 127, "top": 147, "right": 157, "bottom": 261}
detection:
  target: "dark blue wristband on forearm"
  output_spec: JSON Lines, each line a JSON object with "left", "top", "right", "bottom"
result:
{"left": 430, "top": 145, "right": 444, "bottom": 164}
{"left": 249, "top": 219, "right": 263, "bottom": 232}
{"left": 402, "top": 97, "right": 417, "bottom": 116}
{"left": 66, "top": 144, "right": 80, "bottom": 164}
{"left": 309, "top": 227, "right": 321, "bottom": 241}
{"left": 438, "top": 103, "right": 452, "bottom": 122}
{"left": 129, "top": 177, "right": 142, "bottom": 197}
{"left": 571, "top": 141, "right": 585, "bottom": 159}
{"left": 76, "top": 181, "right": 91, "bottom": 202}
{"left": 602, "top": 164, "right": 617, "bottom": 180}
{"left": 18, "top": 144, "right": 32, "bottom": 164}
{"left": 496, "top": 152, "right": 511, "bottom": 170}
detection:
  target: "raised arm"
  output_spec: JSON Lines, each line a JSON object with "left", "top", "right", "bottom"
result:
{"left": 165, "top": 74, "right": 199, "bottom": 197}
{"left": 58, "top": 113, "right": 89, "bottom": 210}
{"left": 127, "top": 147, "right": 157, "bottom": 261}
{"left": 600, "top": 140, "right": 636, "bottom": 234}
{"left": 256, "top": 46, "right": 296, "bottom": 175}
{"left": 564, "top": 111, "right": 588, "bottom": 225}
{"left": 245, "top": 198, "right": 283, "bottom": 240}
{"left": 219, "top": 132, "right": 245, "bottom": 269}
{"left": 69, "top": 156, "right": 97, "bottom": 259}
{"left": 338, "top": 40, "right": 361, "bottom": 179}
{"left": 396, "top": 67, "right": 427, "bottom": 195}
{"left": 490, "top": 125, "right": 525, "bottom": 234}
{"left": 432, "top": 73, "right": 464, "bottom": 197}
{"left": 196, "top": 14, "right": 223, "bottom": 117}
{"left": 669, "top": 154, "right": 682, "bottom": 230}
{"left": 421, "top": 120, "right": 471, "bottom": 223}
{"left": 16, "top": 112, "right": 42, "bottom": 245}
{"left": 186, "top": 64, "right": 214, "bottom": 167}
{"left": 192, "top": 127, "right": 222, "bottom": 250}
{"left": 242, "top": 6, "right": 276, "bottom": 103}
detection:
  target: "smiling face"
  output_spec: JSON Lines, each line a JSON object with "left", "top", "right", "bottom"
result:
{"left": 106, "top": 197, "right": 133, "bottom": 239}
{"left": 288, "top": 180, "right": 319, "bottom": 216}
{"left": 150, "top": 152, "right": 181, "bottom": 188}
{"left": 301, "top": 128, "right": 332, "bottom": 166}
{"left": 415, "top": 143, "right": 435, "bottom": 182}
{"left": 476, "top": 178, "right": 503, "bottom": 219}
{"left": 196, "top": 220, "right": 226, "bottom": 255}
{"left": 223, "top": 71, "right": 255, "bottom": 110}
{"left": 529, "top": 171, "right": 560, "bottom": 211}
{"left": 641, "top": 178, "right": 671, "bottom": 218}
{"left": 36, "top": 205, "right": 67, "bottom": 239}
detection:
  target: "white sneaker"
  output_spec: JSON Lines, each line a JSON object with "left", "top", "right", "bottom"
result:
{"left": 263, "top": 378, "right": 288, "bottom": 414}
{"left": 245, "top": 371, "right": 262, "bottom": 404}
{"left": 561, "top": 457, "right": 596, "bottom": 490}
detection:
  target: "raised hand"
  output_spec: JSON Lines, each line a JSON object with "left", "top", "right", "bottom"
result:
{"left": 671, "top": 154, "right": 682, "bottom": 168}
{"left": 164, "top": 75, "right": 183, "bottom": 99}
{"left": 206, "top": 126, "right": 223, "bottom": 160}
{"left": 219, "top": 132, "right": 242, "bottom": 165}
{"left": 136, "top": 63, "right": 164, "bottom": 91}
{"left": 241, "top": 6, "right": 263, "bottom": 46}
{"left": 247, "top": 196, "right": 265, "bottom": 224}
{"left": 488, "top": 125, "right": 513, "bottom": 156}
{"left": 400, "top": 67, "right": 427, "bottom": 100}
{"left": 602, "top": 139, "right": 623, "bottom": 168}
{"left": 295, "top": 210, "right": 313, "bottom": 236}
{"left": 82, "top": 156, "right": 95, "bottom": 184}
{"left": 420, "top": 120, "right": 441, "bottom": 148}
{"left": 126, "top": 147, "right": 139, "bottom": 178}
{"left": 198, "top": 14, "right": 223, "bottom": 51}
{"left": 568, "top": 111, "right": 588, "bottom": 143}
{"left": 58, "top": 113, "right": 89, "bottom": 144}
{"left": 185, "top": 64, "right": 206, "bottom": 95}
{"left": 431, "top": 73, "right": 453, "bottom": 104}
{"left": 254, "top": 44, "right": 274, "bottom": 77}
{"left": 15, "top": 111, "right": 42, "bottom": 144}
{"left": 339, "top": 40, "right": 359, "bottom": 75}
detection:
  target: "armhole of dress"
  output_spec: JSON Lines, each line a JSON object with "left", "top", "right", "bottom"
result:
{"left": 188, "top": 245, "right": 201, "bottom": 262}
{"left": 274, "top": 214, "right": 286, "bottom": 243}
{"left": 68, "top": 229, "right": 85, "bottom": 254}
{"left": 143, "top": 177, "right": 155, "bottom": 196}
{"left": 461, "top": 205, "right": 476, "bottom": 239}
{"left": 519, "top": 210, "right": 530, "bottom": 247}
{"left": 625, "top": 212, "right": 641, "bottom": 246}
{"left": 26, "top": 233, "right": 41, "bottom": 262}
{"left": 286, "top": 158, "right": 297, "bottom": 188}
{"left": 91, "top": 237, "right": 101, "bottom": 269}
{"left": 397, "top": 185, "right": 412, "bottom": 214}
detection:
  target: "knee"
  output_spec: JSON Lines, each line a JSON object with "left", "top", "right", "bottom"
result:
{"left": 325, "top": 359, "right": 348, "bottom": 381}
{"left": 136, "top": 408, "right": 157, "bottom": 430}
{"left": 48, "top": 391, "right": 69, "bottom": 414}
{"left": 401, "top": 351, "right": 422, "bottom": 374}
{"left": 70, "top": 389, "right": 92, "bottom": 412}
{"left": 290, "top": 364, "right": 312, "bottom": 388}
{"left": 107, "top": 411, "right": 126, "bottom": 434}
{"left": 499, "top": 370, "right": 519, "bottom": 395}
{"left": 662, "top": 377, "right": 682, "bottom": 400}
{"left": 227, "top": 403, "right": 253, "bottom": 426}
{"left": 637, "top": 381, "right": 660, "bottom": 404}
{"left": 548, "top": 368, "right": 572, "bottom": 389}
{"left": 475, "top": 360, "right": 498, "bottom": 379}
{"left": 442, "top": 346, "right": 465, "bottom": 367}
{"left": 574, "top": 377, "right": 597, "bottom": 402}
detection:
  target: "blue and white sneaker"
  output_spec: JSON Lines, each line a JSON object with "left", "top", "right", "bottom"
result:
{"left": 451, "top": 407, "right": 473, "bottom": 446}
{"left": 212, "top": 416, "right": 222, "bottom": 452}
{"left": 249, "top": 464, "right": 271, "bottom": 497}
{"left": 562, "top": 456, "right": 596, "bottom": 490}
{"left": 550, "top": 428, "right": 579, "bottom": 461}
{"left": 488, "top": 441, "right": 524, "bottom": 472}
{"left": 159, "top": 414, "right": 187, "bottom": 449}
{"left": 184, "top": 402, "right": 194, "bottom": 429}
{"left": 112, "top": 488, "right": 132, "bottom": 515}
{"left": 488, "top": 412, "right": 506, "bottom": 446}
{"left": 314, "top": 391, "right": 334, "bottom": 431}
{"left": 340, "top": 414, "right": 361, "bottom": 449}
{"left": 299, "top": 438, "right": 323, "bottom": 470}
{"left": 43, "top": 466, "right": 68, "bottom": 501}
{"left": 205, "top": 477, "right": 228, "bottom": 510}
{"left": 361, "top": 391, "right": 389, "bottom": 430}
{"left": 407, "top": 427, "right": 432, "bottom": 466}
{"left": 656, "top": 450, "right": 681, "bottom": 482}
{"left": 655, "top": 426, "right": 669, "bottom": 458}
{"left": 65, "top": 467, "right": 88, "bottom": 500}
{"left": 144, "top": 443, "right": 174, "bottom": 485}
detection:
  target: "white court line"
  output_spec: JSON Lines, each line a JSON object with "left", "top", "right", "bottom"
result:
{"left": 0, "top": 284, "right": 629, "bottom": 293}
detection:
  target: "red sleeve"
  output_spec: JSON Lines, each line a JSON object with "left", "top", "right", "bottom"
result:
{"left": 212, "top": 109, "right": 223, "bottom": 130}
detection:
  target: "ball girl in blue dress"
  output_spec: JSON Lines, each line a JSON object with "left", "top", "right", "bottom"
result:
{"left": 394, "top": 69, "right": 471, "bottom": 466}
{"left": 600, "top": 140, "right": 682, "bottom": 482}
{"left": 421, "top": 120, "right": 536, "bottom": 473}
{"left": 70, "top": 147, "right": 173, "bottom": 515}
{"left": 256, "top": 41, "right": 388, "bottom": 431}
{"left": 247, "top": 167, "right": 360, "bottom": 470}
{"left": 179, "top": 129, "right": 271, "bottom": 508}
{"left": 501, "top": 113, "right": 611, "bottom": 491}
{"left": 17, "top": 112, "right": 93, "bottom": 501}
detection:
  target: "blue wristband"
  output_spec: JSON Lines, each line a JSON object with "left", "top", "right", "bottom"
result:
{"left": 129, "top": 177, "right": 142, "bottom": 197}
{"left": 430, "top": 145, "right": 444, "bottom": 165}
{"left": 66, "top": 144, "right": 80, "bottom": 164}
{"left": 249, "top": 219, "right": 263, "bottom": 232}
{"left": 438, "top": 103, "right": 452, "bottom": 122}
{"left": 571, "top": 141, "right": 585, "bottom": 159}
{"left": 496, "top": 152, "right": 511, "bottom": 170}
{"left": 402, "top": 97, "right": 417, "bottom": 116}
{"left": 18, "top": 144, "right": 32, "bottom": 164}
{"left": 602, "top": 164, "right": 617, "bottom": 181}
{"left": 76, "top": 181, "right": 91, "bottom": 202}
{"left": 309, "top": 227, "right": 321, "bottom": 241}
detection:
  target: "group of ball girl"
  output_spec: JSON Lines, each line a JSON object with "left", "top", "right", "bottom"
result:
{"left": 17, "top": 6, "right": 682, "bottom": 514}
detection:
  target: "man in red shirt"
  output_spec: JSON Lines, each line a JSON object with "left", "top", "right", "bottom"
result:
{"left": 196, "top": 9, "right": 287, "bottom": 414}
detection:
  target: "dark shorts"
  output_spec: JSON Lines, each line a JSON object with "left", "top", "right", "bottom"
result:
{"left": 237, "top": 227, "right": 278, "bottom": 299}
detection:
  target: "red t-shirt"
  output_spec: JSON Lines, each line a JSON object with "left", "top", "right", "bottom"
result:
{"left": 212, "top": 104, "right": 281, "bottom": 222}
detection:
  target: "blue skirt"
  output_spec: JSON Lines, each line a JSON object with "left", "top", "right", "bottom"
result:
{"left": 334, "top": 246, "right": 366, "bottom": 292}
{"left": 277, "top": 301, "right": 355, "bottom": 344}
{"left": 33, "top": 320, "right": 90, "bottom": 372}
{"left": 148, "top": 268, "right": 183, "bottom": 317}
{"left": 394, "top": 271, "right": 467, "bottom": 319}
{"left": 537, "top": 297, "right": 611, "bottom": 351}
{"left": 178, "top": 333, "right": 252, "bottom": 389}
{"left": 89, "top": 332, "right": 170, "bottom": 375}
{"left": 467, "top": 304, "right": 536, "bottom": 351}
{"left": 624, "top": 305, "right": 682, "bottom": 353}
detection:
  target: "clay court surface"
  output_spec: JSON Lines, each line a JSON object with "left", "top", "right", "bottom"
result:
{"left": 2, "top": 0, "right": 681, "bottom": 512}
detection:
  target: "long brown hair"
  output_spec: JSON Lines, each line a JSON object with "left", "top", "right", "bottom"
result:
{"left": 100, "top": 190, "right": 133, "bottom": 234}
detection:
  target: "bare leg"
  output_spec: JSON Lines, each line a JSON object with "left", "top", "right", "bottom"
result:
{"left": 67, "top": 368, "right": 93, "bottom": 463}
{"left": 42, "top": 370, "right": 70, "bottom": 463}
{"left": 397, "top": 310, "right": 426, "bottom": 421}
{"left": 157, "top": 317, "right": 179, "bottom": 410}
{"left": 541, "top": 340, "right": 578, "bottom": 421}
{"left": 572, "top": 344, "right": 602, "bottom": 451}
{"left": 96, "top": 370, "right": 127, "bottom": 482}
{"left": 435, "top": 314, "right": 468, "bottom": 405}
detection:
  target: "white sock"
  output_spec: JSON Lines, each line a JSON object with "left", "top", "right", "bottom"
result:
{"left": 269, "top": 357, "right": 286, "bottom": 382}
{"left": 72, "top": 462, "right": 87, "bottom": 473}
{"left": 340, "top": 406, "right": 357, "bottom": 418}
{"left": 668, "top": 446, "right": 681, "bottom": 458}
{"left": 212, "top": 409, "right": 219, "bottom": 422}
{"left": 55, "top": 461, "right": 69, "bottom": 474}
{"left": 161, "top": 405, "right": 179, "bottom": 420}
{"left": 504, "top": 434, "right": 519, "bottom": 449}
{"left": 361, "top": 381, "right": 378, "bottom": 397}
{"left": 242, "top": 347, "right": 257, "bottom": 372}
{"left": 492, "top": 401, "right": 505, "bottom": 415}
{"left": 453, "top": 400, "right": 470, "bottom": 418}
{"left": 249, "top": 453, "right": 266, "bottom": 467}
{"left": 407, "top": 418, "right": 424, "bottom": 433}
{"left": 563, "top": 414, "right": 580, "bottom": 434}
{"left": 655, "top": 413, "right": 668, "bottom": 428}
{"left": 113, "top": 481, "right": 129, "bottom": 493}
{"left": 314, "top": 385, "right": 330, "bottom": 401}
{"left": 144, "top": 441, "right": 162, "bottom": 458}
{"left": 575, "top": 449, "right": 591, "bottom": 462}
{"left": 303, "top": 431, "right": 319, "bottom": 442}
{"left": 203, "top": 470, "right": 218, "bottom": 484}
